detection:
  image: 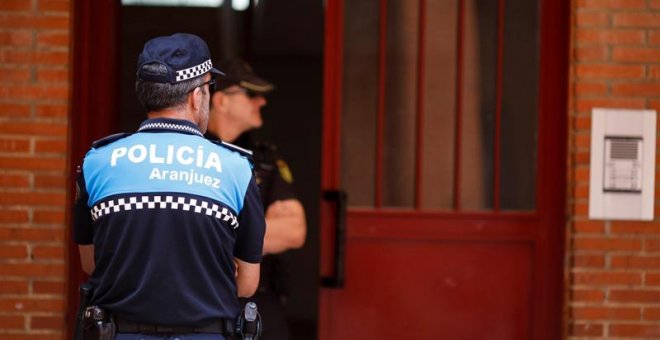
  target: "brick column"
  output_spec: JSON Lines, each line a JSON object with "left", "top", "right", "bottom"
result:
{"left": 0, "top": 0, "right": 70, "bottom": 338}
{"left": 568, "top": 0, "right": 660, "bottom": 338}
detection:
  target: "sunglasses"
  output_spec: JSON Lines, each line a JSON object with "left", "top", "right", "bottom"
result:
{"left": 188, "top": 79, "right": 217, "bottom": 94}
{"left": 222, "top": 87, "right": 262, "bottom": 99}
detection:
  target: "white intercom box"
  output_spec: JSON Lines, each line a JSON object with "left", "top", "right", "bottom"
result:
{"left": 589, "top": 108, "right": 656, "bottom": 220}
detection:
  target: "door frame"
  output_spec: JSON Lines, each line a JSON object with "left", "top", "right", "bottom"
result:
{"left": 66, "top": 1, "right": 120, "bottom": 338}
{"left": 319, "top": 0, "right": 569, "bottom": 338}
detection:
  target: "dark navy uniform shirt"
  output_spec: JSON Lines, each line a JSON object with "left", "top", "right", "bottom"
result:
{"left": 73, "top": 118, "right": 265, "bottom": 327}
{"left": 240, "top": 140, "right": 297, "bottom": 296}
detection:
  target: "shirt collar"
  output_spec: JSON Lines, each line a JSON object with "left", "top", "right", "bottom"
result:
{"left": 137, "top": 118, "right": 203, "bottom": 137}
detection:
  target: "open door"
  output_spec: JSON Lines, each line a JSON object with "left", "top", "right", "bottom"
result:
{"left": 319, "top": 0, "right": 568, "bottom": 339}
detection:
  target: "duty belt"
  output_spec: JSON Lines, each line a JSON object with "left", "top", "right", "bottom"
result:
{"left": 114, "top": 317, "right": 234, "bottom": 334}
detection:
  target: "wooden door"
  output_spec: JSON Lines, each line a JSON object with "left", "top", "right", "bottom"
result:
{"left": 319, "top": 0, "right": 569, "bottom": 339}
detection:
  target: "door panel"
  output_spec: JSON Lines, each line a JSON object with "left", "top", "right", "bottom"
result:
{"left": 331, "top": 241, "right": 532, "bottom": 339}
{"left": 322, "top": 212, "right": 538, "bottom": 339}
{"left": 320, "top": 0, "right": 569, "bottom": 339}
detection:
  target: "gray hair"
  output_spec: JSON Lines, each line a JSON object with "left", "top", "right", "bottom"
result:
{"left": 135, "top": 63, "right": 208, "bottom": 112}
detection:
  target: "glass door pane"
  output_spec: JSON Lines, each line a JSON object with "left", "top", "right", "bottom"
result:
{"left": 420, "top": 0, "right": 458, "bottom": 210}
{"left": 500, "top": 0, "right": 539, "bottom": 210}
{"left": 341, "top": 0, "right": 380, "bottom": 208}
{"left": 340, "top": 0, "right": 539, "bottom": 211}
{"left": 382, "top": 0, "right": 419, "bottom": 208}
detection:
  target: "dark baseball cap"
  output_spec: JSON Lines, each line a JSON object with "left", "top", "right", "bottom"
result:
{"left": 137, "top": 33, "right": 224, "bottom": 84}
{"left": 216, "top": 58, "right": 274, "bottom": 93}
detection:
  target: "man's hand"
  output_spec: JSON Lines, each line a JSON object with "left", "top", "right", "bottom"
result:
{"left": 262, "top": 199, "right": 306, "bottom": 255}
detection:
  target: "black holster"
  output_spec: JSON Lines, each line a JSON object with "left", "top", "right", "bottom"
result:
{"left": 74, "top": 283, "right": 115, "bottom": 340}
{"left": 81, "top": 306, "right": 116, "bottom": 340}
{"left": 234, "top": 302, "right": 262, "bottom": 340}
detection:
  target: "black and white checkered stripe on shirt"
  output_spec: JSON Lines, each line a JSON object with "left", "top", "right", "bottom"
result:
{"left": 175, "top": 59, "right": 213, "bottom": 82}
{"left": 138, "top": 122, "right": 203, "bottom": 136}
{"left": 91, "top": 195, "right": 239, "bottom": 228}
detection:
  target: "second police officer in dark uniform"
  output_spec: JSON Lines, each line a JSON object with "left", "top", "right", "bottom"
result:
{"left": 206, "top": 59, "right": 307, "bottom": 340}
{"left": 72, "top": 33, "right": 265, "bottom": 340}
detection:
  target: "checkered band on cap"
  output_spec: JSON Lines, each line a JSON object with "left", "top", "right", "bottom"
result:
{"left": 175, "top": 59, "right": 213, "bottom": 82}
{"left": 91, "top": 195, "right": 239, "bottom": 228}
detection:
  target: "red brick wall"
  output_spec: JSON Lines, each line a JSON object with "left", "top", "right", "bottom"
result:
{"left": 569, "top": 0, "right": 660, "bottom": 338}
{"left": 0, "top": 0, "right": 70, "bottom": 339}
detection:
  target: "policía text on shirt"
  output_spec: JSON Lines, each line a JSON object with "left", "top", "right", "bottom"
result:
{"left": 109, "top": 144, "right": 223, "bottom": 172}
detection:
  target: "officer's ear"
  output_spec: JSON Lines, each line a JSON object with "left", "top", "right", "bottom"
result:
{"left": 210, "top": 90, "right": 227, "bottom": 110}
{"left": 189, "top": 86, "right": 205, "bottom": 112}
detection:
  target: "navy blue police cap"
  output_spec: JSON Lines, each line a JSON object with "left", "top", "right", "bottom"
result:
{"left": 137, "top": 33, "right": 224, "bottom": 84}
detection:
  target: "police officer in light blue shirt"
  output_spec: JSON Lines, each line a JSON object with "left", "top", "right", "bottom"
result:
{"left": 73, "top": 33, "right": 266, "bottom": 340}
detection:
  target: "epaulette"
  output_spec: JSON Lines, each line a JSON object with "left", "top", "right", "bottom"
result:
{"left": 252, "top": 140, "right": 279, "bottom": 163}
{"left": 214, "top": 140, "right": 254, "bottom": 158}
{"left": 91, "top": 132, "right": 132, "bottom": 149}
{"left": 253, "top": 140, "right": 278, "bottom": 153}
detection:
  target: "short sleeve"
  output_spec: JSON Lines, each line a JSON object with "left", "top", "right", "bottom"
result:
{"left": 73, "top": 165, "right": 94, "bottom": 245}
{"left": 234, "top": 175, "right": 266, "bottom": 263}
{"left": 264, "top": 157, "right": 297, "bottom": 206}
